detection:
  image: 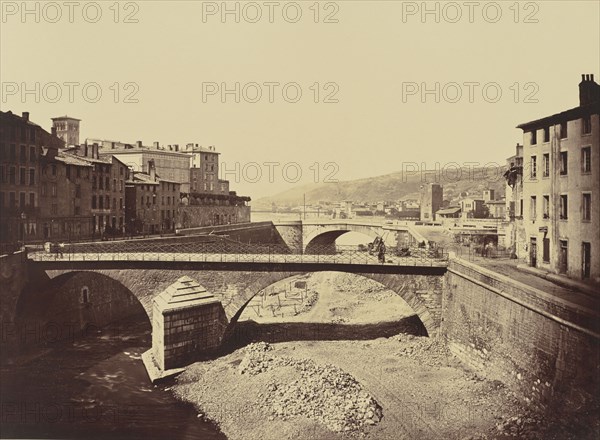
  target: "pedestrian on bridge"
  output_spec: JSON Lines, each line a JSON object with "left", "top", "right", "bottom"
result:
{"left": 378, "top": 242, "right": 386, "bottom": 264}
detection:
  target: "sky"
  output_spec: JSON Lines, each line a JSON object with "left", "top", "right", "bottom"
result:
{"left": 1, "top": 0, "right": 599, "bottom": 198}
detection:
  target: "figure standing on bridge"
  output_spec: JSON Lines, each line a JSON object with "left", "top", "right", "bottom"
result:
{"left": 378, "top": 242, "right": 386, "bottom": 264}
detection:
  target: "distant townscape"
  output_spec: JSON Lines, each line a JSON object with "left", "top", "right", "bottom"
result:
{"left": 257, "top": 74, "right": 599, "bottom": 284}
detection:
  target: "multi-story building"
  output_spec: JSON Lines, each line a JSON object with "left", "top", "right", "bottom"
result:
{"left": 460, "top": 198, "right": 487, "bottom": 219}
{"left": 51, "top": 115, "right": 80, "bottom": 146}
{"left": 0, "top": 111, "right": 66, "bottom": 245}
{"left": 66, "top": 143, "right": 128, "bottom": 236}
{"left": 125, "top": 160, "right": 180, "bottom": 234}
{"left": 185, "top": 144, "right": 224, "bottom": 194}
{"left": 93, "top": 140, "right": 192, "bottom": 193}
{"left": 44, "top": 153, "right": 94, "bottom": 240}
{"left": 420, "top": 183, "right": 443, "bottom": 221}
{"left": 515, "top": 74, "right": 599, "bottom": 282}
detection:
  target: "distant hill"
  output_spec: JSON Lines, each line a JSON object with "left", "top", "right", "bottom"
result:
{"left": 254, "top": 166, "right": 508, "bottom": 208}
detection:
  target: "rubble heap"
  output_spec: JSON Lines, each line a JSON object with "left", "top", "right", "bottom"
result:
{"left": 390, "top": 333, "right": 452, "bottom": 367}
{"left": 239, "top": 342, "right": 383, "bottom": 432}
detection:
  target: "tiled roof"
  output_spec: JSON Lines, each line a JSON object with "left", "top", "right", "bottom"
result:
{"left": 55, "top": 153, "right": 94, "bottom": 167}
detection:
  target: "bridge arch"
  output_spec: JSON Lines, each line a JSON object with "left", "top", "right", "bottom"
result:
{"left": 303, "top": 224, "right": 382, "bottom": 253}
{"left": 15, "top": 271, "right": 150, "bottom": 345}
{"left": 224, "top": 270, "right": 442, "bottom": 339}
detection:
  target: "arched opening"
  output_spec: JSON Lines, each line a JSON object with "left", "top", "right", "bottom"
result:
{"left": 222, "top": 271, "right": 433, "bottom": 350}
{"left": 304, "top": 229, "right": 380, "bottom": 254}
{"left": 14, "top": 271, "right": 151, "bottom": 351}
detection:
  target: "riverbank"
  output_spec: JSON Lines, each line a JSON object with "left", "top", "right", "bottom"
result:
{"left": 171, "top": 272, "right": 598, "bottom": 440}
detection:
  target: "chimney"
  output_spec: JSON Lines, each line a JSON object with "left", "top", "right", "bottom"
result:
{"left": 84, "top": 145, "right": 88, "bottom": 157}
{"left": 579, "top": 73, "right": 600, "bottom": 106}
{"left": 174, "top": 144, "right": 179, "bottom": 152}
{"left": 136, "top": 140, "right": 143, "bottom": 149}
{"left": 153, "top": 141, "right": 160, "bottom": 149}
{"left": 22, "top": 112, "right": 29, "bottom": 121}
{"left": 51, "top": 126, "right": 57, "bottom": 136}
{"left": 93, "top": 143, "right": 99, "bottom": 159}
{"left": 149, "top": 159, "right": 156, "bottom": 181}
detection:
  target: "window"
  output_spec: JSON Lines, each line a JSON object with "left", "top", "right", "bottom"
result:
{"left": 20, "top": 145, "right": 26, "bottom": 163}
{"left": 105, "top": 177, "right": 110, "bottom": 190}
{"left": 543, "top": 153, "right": 550, "bottom": 177}
{"left": 560, "top": 121, "right": 568, "bottom": 139}
{"left": 582, "top": 115, "right": 592, "bottom": 135}
{"left": 75, "top": 184, "right": 81, "bottom": 198}
{"left": 99, "top": 197, "right": 104, "bottom": 209}
{"left": 0, "top": 166, "right": 3, "bottom": 184}
{"left": 113, "top": 178, "right": 117, "bottom": 191}
{"left": 51, "top": 184, "right": 57, "bottom": 197}
{"left": 9, "top": 144, "right": 16, "bottom": 161}
{"left": 41, "top": 184, "right": 47, "bottom": 196}
{"left": 9, "top": 166, "right": 15, "bottom": 184}
{"left": 92, "top": 176, "right": 97, "bottom": 189}
{"left": 543, "top": 195, "right": 550, "bottom": 219}
{"left": 19, "top": 192, "right": 25, "bottom": 208}
{"left": 543, "top": 127, "right": 550, "bottom": 143}
{"left": 560, "top": 151, "right": 568, "bottom": 175}
{"left": 530, "top": 130, "right": 537, "bottom": 145}
{"left": 75, "top": 206, "right": 81, "bottom": 216}
{"left": 119, "top": 198, "right": 123, "bottom": 209}
{"left": 29, "top": 146, "right": 36, "bottom": 162}
{"left": 92, "top": 195, "right": 97, "bottom": 209}
{"left": 19, "top": 167, "right": 26, "bottom": 185}
{"left": 80, "top": 287, "right": 90, "bottom": 304}
{"left": 560, "top": 195, "right": 568, "bottom": 220}
{"left": 105, "top": 195, "right": 109, "bottom": 208}
{"left": 77, "top": 167, "right": 81, "bottom": 178}
{"left": 530, "top": 196, "right": 537, "bottom": 220}
{"left": 530, "top": 156, "right": 537, "bottom": 179}
{"left": 99, "top": 177, "right": 103, "bottom": 189}
{"left": 582, "top": 147, "right": 592, "bottom": 173}
{"left": 582, "top": 193, "right": 591, "bottom": 222}
{"left": 543, "top": 238, "right": 550, "bottom": 263}
{"left": 9, "top": 192, "right": 15, "bottom": 208}
{"left": 29, "top": 193, "right": 35, "bottom": 207}
{"left": 29, "top": 168, "right": 35, "bottom": 186}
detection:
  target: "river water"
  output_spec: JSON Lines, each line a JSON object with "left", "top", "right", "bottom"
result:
{"left": 0, "top": 316, "right": 226, "bottom": 440}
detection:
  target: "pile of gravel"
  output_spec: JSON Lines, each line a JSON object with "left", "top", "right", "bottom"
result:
{"left": 239, "top": 342, "right": 383, "bottom": 432}
{"left": 390, "top": 334, "right": 451, "bottom": 366}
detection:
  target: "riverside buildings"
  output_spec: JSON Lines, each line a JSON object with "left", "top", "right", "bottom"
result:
{"left": 513, "top": 74, "right": 599, "bottom": 282}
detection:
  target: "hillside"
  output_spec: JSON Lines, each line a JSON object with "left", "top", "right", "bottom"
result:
{"left": 254, "top": 167, "right": 508, "bottom": 208}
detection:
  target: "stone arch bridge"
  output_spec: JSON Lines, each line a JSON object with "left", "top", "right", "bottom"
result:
{"left": 12, "top": 260, "right": 444, "bottom": 352}
{"left": 272, "top": 220, "right": 429, "bottom": 254}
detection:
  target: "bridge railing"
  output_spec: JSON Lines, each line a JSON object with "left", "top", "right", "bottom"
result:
{"left": 28, "top": 241, "right": 449, "bottom": 266}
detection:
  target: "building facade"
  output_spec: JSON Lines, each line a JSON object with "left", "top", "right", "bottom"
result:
{"left": 185, "top": 144, "right": 225, "bottom": 194}
{"left": 94, "top": 140, "right": 192, "bottom": 193}
{"left": 67, "top": 144, "right": 128, "bottom": 236}
{"left": 460, "top": 198, "right": 487, "bottom": 219}
{"left": 0, "top": 111, "right": 68, "bottom": 245}
{"left": 515, "top": 74, "right": 599, "bottom": 283}
{"left": 125, "top": 160, "right": 181, "bottom": 234}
